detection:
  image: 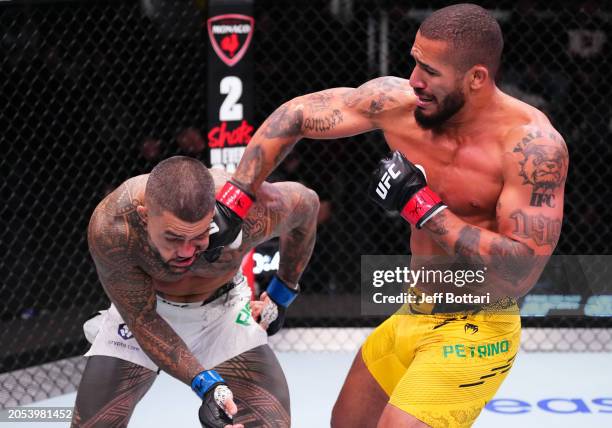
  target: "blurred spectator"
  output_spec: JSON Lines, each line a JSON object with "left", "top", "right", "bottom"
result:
{"left": 566, "top": 1, "right": 608, "bottom": 64}
{"left": 140, "top": 137, "right": 162, "bottom": 161}
{"left": 177, "top": 127, "right": 205, "bottom": 156}
{"left": 560, "top": 0, "right": 611, "bottom": 143}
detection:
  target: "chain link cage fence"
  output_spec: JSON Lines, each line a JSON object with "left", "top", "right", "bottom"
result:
{"left": 1, "top": 0, "right": 611, "bottom": 407}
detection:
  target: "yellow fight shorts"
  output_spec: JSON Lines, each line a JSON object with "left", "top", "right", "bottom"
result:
{"left": 362, "top": 301, "right": 521, "bottom": 428}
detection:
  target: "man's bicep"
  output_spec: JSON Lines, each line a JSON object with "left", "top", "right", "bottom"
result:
{"left": 272, "top": 88, "right": 374, "bottom": 140}
{"left": 273, "top": 77, "right": 407, "bottom": 140}
{"left": 497, "top": 130, "right": 568, "bottom": 254}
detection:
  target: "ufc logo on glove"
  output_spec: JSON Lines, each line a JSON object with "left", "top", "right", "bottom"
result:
{"left": 369, "top": 151, "right": 446, "bottom": 229}
{"left": 375, "top": 165, "right": 401, "bottom": 199}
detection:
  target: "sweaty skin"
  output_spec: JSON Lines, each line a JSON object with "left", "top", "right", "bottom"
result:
{"left": 87, "top": 168, "right": 319, "bottom": 385}
{"left": 231, "top": 36, "right": 567, "bottom": 302}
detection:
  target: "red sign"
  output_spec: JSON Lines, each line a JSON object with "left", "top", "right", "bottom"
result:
{"left": 207, "top": 14, "right": 254, "bottom": 67}
{"left": 208, "top": 120, "right": 254, "bottom": 148}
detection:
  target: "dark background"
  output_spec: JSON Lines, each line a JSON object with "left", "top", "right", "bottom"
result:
{"left": 1, "top": 0, "right": 611, "bottom": 382}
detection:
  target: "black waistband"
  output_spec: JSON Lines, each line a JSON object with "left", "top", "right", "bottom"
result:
{"left": 201, "top": 281, "right": 237, "bottom": 306}
{"left": 157, "top": 280, "right": 237, "bottom": 308}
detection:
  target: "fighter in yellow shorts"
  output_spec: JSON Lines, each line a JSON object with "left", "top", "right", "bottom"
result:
{"left": 220, "top": 4, "right": 567, "bottom": 427}
{"left": 361, "top": 297, "right": 521, "bottom": 427}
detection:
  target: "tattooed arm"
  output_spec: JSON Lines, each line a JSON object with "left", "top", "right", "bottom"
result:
{"left": 241, "top": 181, "right": 320, "bottom": 289}
{"left": 87, "top": 208, "right": 204, "bottom": 385}
{"left": 423, "top": 127, "right": 568, "bottom": 297}
{"left": 232, "top": 77, "right": 412, "bottom": 194}
{"left": 275, "top": 184, "right": 320, "bottom": 289}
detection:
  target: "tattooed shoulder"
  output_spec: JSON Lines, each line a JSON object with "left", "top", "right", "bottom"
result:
{"left": 88, "top": 205, "right": 131, "bottom": 272}
{"left": 342, "top": 76, "right": 410, "bottom": 117}
{"left": 88, "top": 180, "right": 144, "bottom": 271}
{"left": 508, "top": 126, "right": 568, "bottom": 208}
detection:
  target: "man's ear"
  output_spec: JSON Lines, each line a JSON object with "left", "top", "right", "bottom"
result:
{"left": 469, "top": 65, "right": 489, "bottom": 90}
{"left": 136, "top": 205, "right": 148, "bottom": 223}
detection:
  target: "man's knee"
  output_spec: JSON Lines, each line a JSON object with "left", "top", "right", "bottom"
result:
{"left": 215, "top": 345, "right": 290, "bottom": 427}
{"left": 331, "top": 388, "right": 357, "bottom": 428}
{"left": 331, "top": 349, "right": 389, "bottom": 428}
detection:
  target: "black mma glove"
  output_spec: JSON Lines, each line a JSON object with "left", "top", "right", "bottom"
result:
{"left": 192, "top": 370, "right": 235, "bottom": 428}
{"left": 369, "top": 151, "right": 447, "bottom": 228}
{"left": 259, "top": 276, "right": 298, "bottom": 336}
{"left": 204, "top": 181, "right": 255, "bottom": 263}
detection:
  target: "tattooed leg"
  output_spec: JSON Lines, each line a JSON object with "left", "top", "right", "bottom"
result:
{"left": 214, "top": 345, "right": 290, "bottom": 428}
{"left": 71, "top": 356, "right": 157, "bottom": 428}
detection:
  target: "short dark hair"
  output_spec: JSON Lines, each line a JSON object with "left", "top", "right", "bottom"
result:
{"left": 419, "top": 3, "right": 503, "bottom": 77}
{"left": 145, "top": 156, "right": 215, "bottom": 222}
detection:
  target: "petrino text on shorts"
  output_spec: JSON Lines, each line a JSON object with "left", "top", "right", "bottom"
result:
{"left": 372, "top": 291, "right": 491, "bottom": 305}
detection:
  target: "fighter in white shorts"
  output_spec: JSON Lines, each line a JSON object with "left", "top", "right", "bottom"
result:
{"left": 71, "top": 156, "right": 319, "bottom": 427}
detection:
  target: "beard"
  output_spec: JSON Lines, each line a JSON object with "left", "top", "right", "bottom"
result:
{"left": 414, "top": 86, "right": 466, "bottom": 130}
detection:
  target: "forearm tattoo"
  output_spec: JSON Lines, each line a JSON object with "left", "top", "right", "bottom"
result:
{"left": 240, "top": 201, "right": 282, "bottom": 249}
{"left": 454, "top": 225, "right": 485, "bottom": 266}
{"left": 277, "top": 193, "right": 318, "bottom": 286}
{"left": 490, "top": 236, "right": 535, "bottom": 286}
{"left": 240, "top": 183, "right": 318, "bottom": 287}
{"left": 233, "top": 104, "right": 302, "bottom": 188}
{"left": 233, "top": 144, "right": 265, "bottom": 190}
{"left": 436, "top": 220, "right": 537, "bottom": 288}
{"left": 425, "top": 210, "right": 450, "bottom": 236}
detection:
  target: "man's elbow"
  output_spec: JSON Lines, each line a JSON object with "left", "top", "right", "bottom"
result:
{"left": 304, "top": 188, "right": 321, "bottom": 224}
{"left": 272, "top": 97, "right": 306, "bottom": 138}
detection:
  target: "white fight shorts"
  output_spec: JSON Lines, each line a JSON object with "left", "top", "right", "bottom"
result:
{"left": 83, "top": 273, "right": 268, "bottom": 371}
